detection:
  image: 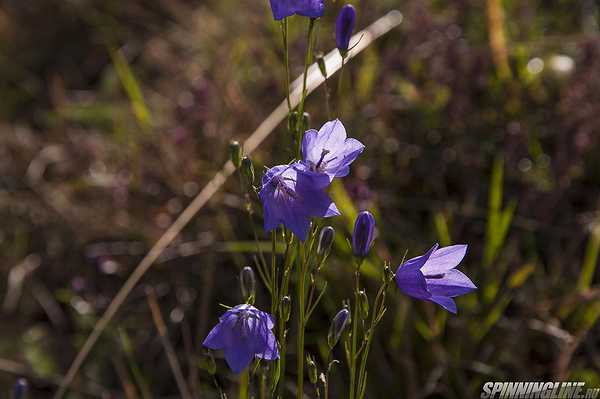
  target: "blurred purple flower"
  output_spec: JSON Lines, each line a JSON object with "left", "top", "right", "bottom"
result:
{"left": 203, "top": 304, "right": 279, "bottom": 373}
{"left": 269, "top": 0, "right": 325, "bottom": 21}
{"left": 260, "top": 163, "right": 339, "bottom": 240}
{"left": 336, "top": 4, "right": 356, "bottom": 52}
{"left": 395, "top": 244, "right": 477, "bottom": 314}
{"left": 297, "top": 119, "right": 364, "bottom": 183}
{"left": 352, "top": 210, "right": 375, "bottom": 258}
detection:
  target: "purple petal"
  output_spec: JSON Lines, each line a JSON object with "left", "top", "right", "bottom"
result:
{"left": 426, "top": 269, "right": 477, "bottom": 297}
{"left": 294, "top": 0, "right": 325, "bottom": 18}
{"left": 301, "top": 129, "right": 320, "bottom": 164}
{"left": 399, "top": 244, "right": 439, "bottom": 274}
{"left": 255, "top": 329, "right": 279, "bottom": 360}
{"left": 429, "top": 296, "right": 457, "bottom": 314}
{"left": 269, "top": 0, "right": 295, "bottom": 20}
{"left": 421, "top": 245, "right": 468, "bottom": 275}
{"left": 202, "top": 323, "right": 227, "bottom": 350}
{"left": 223, "top": 339, "right": 255, "bottom": 374}
{"left": 395, "top": 267, "right": 430, "bottom": 300}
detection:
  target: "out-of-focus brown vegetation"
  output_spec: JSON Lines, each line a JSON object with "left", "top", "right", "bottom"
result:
{"left": 1, "top": 0, "right": 600, "bottom": 397}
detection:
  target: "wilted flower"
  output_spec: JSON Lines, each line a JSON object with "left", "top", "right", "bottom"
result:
{"left": 269, "top": 0, "right": 325, "bottom": 21}
{"left": 327, "top": 307, "right": 350, "bottom": 348}
{"left": 395, "top": 244, "right": 477, "bottom": 314}
{"left": 259, "top": 163, "right": 340, "bottom": 241}
{"left": 203, "top": 304, "right": 279, "bottom": 373}
{"left": 336, "top": 4, "right": 356, "bottom": 52}
{"left": 352, "top": 211, "right": 375, "bottom": 258}
{"left": 297, "top": 119, "right": 364, "bottom": 183}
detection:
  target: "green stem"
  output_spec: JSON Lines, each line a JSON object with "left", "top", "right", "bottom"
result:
{"left": 296, "top": 244, "right": 308, "bottom": 399}
{"left": 296, "top": 18, "right": 317, "bottom": 159}
{"left": 271, "top": 231, "right": 278, "bottom": 315}
{"left": 337, "top": 55, "right": 346, "bottom": 113}
{"left": 281, "top": 19, "right": 292, "bottom": 112}
{"left": 240, "top": 369, "right": 249, "bottom": 399}
{"left": 348, "top": 267, "right": 360, "bottom": 399}
{"left": 276, "top": 235, "right": 294, "bottom": 398}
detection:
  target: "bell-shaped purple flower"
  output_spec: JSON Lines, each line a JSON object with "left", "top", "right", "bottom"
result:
{"left": 297, "top": 119, "right": 364, "bottom": 184}
{"left": 203, "top": 304, "right": 279, "bottom": 373}
{"left": 352, "top": 211, "right": 375, "bottom": 258}
{"left": 395, "top": 244, "right": 477, "bottom": 314}
{"left": 269, "top": 0, "right": 325, "bottom": 21}
{"left": 336, "top": 4, "right": 356, "bottom": 52}
{"left": 259, "top": 163, "right": 340, "bottom": 241}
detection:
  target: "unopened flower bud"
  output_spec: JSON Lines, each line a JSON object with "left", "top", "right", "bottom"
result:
{"left": 328, "top": 308, "right": 350, "bottom": 349}
{"left": 352, "top": 211, "right": 375, "bottom": 258}
{"left": 336, "top": 4, "right": 356, "bottom": 54}
{"left": 241, "top": 156, "right": 254, "bottom": 184}
{"left": 359, "top": 290, "right": 369, "bottom": 318}
{"left": 12, "top": 378, "right": 27, "bottom": 399}
{"left": 288, "top": 111, "right": 300, "bottom": 133}
{"left": 316, "top": 52, "right": 327, "bottom": 78}
{"left": 229, "top": 140, "right": 242, "bottom": 168}
{"left": 301, "top": 112, "right": 310, "bottom": 133}
{"left": 282, "top": 296, "right": 292, "bottom": 322}
{"left": 307, "top": 355, "right": 318, "bottom": 384}
{"left": 240, "top": 266, "right": 256, "bottom": 301}
{"left": 317, "top": 226, "right": 335, "bottom": 258}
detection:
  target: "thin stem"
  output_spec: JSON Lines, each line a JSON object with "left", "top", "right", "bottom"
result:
{"left": 296, "top": 18, "right": 317, "bottom": 159}
{"left": 239, "top": 370, "right": 249, "bottom": 399}
{"left": 296, "top": 243, "right": 308, "bottom": 399}
{"left": 281, "top": 19, "right": 292, "bottom": 112}
{"left": 337, "top": 55, "right": 346, "bottom": 114}
{"left": 348, "top": 267, "right": 360, "bottom": 399}
{"left": 271, "top": 230, "right": 278, "bottom": 315}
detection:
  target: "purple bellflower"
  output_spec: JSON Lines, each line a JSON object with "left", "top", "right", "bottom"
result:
{"left": 352, "top": 210, "right": 375, "bottom": 258}
{"left": 203, "top": 304, "right": 279, "bottom": 373}
{"left": 297, "top": 119, "right": 365, "bottom": 184}
{"left": 336, "top": 4, "right": 356, "bottom": 52}
{"left": 259, "top": 163, "right": 340, "bottom": 241}
{"left": 395, "top": 244, "right": 477, "bottom": 314}
{"left": 269, "top": 0, "right": 325, "bottom": 21}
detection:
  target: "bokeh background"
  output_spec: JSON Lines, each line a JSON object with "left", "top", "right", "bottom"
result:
{"left": 2, "top": 0, "right": 600, "bottom": 397}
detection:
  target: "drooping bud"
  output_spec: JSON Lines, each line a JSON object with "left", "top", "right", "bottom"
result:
{"left": 282, "top": 296, "right": 292, "bottom": 322}
{"left": 358, "top": 290, "right": 369, "bottom": 318}
{"left": 241, "top": 156, "right": 255, "bottom": 185}
{"left": 240, "top": 266, "right": 256, "bottom": 301}
{"left": 229, "top": 140, "right": 242, "bottom": 168}
{"left": 317, "top": 226, "right": 335, "bottom": 258}
{"left": 12, "top": 378, "right": 27, "bottom": 399}
{"left": 307, "top": 355, "right": 318, "bottom": 384}
{"left": 336, "top": 4, "right": 356, "bottom": 54}
{"left": 328, "top": 308, "right": 351, "bottom": 349}
{"left": 352, "top": 211, "right": 375, "bottom": 258}
{"left": 316, "top": 52, "right": 327, "bottom": 78}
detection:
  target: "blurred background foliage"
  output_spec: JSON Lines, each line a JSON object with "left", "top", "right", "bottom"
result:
{"left": 1, "top": 0, "right": 600, "bottom": 397}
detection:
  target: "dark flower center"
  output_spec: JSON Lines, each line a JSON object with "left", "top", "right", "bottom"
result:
{"left": 311, "top": 149, "right": 337, "bottom": 172}
{"left": 424, "top": 273, "right": 445, "bottom": 279}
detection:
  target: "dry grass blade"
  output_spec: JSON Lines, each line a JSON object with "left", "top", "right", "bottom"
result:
{"left": 53, "top": 10, "right": 403, "bottom": 398}
{"left": 146, "top": 287, "right": 193, "bottom": 399}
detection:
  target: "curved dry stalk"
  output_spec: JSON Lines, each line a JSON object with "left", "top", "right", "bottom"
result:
{"left": 54, "top": 11, "right": 403, "bottom": 398}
